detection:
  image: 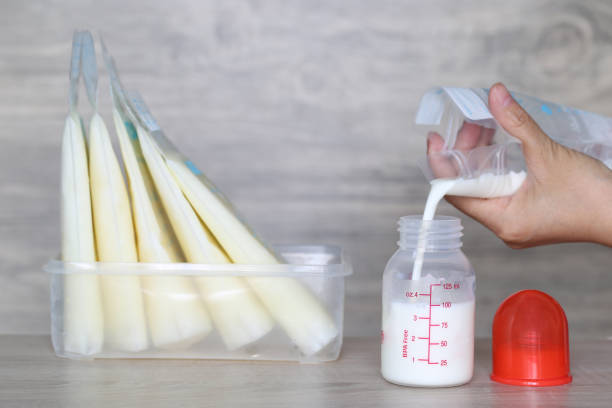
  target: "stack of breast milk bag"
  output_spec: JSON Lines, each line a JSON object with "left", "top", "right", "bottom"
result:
{"left": 47, "top": 31, "right": 352, "bottom": 362}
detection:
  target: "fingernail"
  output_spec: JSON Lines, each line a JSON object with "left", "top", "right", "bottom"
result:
{"left": 492, "top": 84, "right": 513, "bottom": 107}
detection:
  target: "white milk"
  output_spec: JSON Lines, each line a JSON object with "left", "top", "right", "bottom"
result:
{"left": 381, "top": 300, "right": 475, "bottom": 387}
{"left": 381, "top": 171, "right": 524, "bottom": 386}
{"left": 411, "top": 171, "right": 526, "bottom": 280}
{"left": 445, "top": 171, "right": 527, "bottom": 198}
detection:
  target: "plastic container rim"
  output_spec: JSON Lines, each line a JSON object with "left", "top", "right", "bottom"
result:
{"left": 44, "top": 244, "right": 353, "bottom": 278}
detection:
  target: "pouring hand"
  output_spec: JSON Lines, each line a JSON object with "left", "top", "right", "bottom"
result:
{"left": 427, "top": 83, "right": 612, "bottom": 248}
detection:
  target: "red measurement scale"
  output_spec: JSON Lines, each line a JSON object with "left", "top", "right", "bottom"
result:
{"left": 404, "top": 281, "right": 462, "bottom": 367}
{"left": 416, "top": 283, "right": 444, "bottom": 366}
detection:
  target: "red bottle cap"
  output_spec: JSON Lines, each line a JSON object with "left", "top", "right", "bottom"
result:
{"left": 491, "top": 290, "right": 572, "bottom": 386}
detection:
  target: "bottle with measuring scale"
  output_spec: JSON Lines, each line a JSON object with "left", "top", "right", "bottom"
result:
{"left": 381, "top": 215, "right": 475, "bottom": 387}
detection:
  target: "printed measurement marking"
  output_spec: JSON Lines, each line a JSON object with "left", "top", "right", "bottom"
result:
{"left": 427, "top": 283, "right": 441, "bottom": 364}
{"left": 410, "top": 281, "right": 459, "bottom": 366}
{"left": 416, "top": 282, "right": 455, "bottom": 366}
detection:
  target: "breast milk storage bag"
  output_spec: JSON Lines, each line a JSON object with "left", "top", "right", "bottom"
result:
{"left": 416, "top": 87, "right": 612, "bottom": 195}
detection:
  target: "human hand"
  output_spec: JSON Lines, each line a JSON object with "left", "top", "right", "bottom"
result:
{"left": 427, "top": 83, "right": 612, "bottom": 248}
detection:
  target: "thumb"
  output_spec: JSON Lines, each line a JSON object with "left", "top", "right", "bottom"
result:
{"left": 488, "top": 83, "right": 552, "bottom": 158}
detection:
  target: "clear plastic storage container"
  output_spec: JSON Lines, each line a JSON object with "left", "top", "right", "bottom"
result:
{"left": 381, "top": 216, "right": 475, "bottom": 387}
{"left": 46, "top": 245, "right": 352, "bottom": 362}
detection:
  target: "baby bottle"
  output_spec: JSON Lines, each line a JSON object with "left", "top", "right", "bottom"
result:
{"left": 381, "top": 215, "right": 475, "bottom": 387}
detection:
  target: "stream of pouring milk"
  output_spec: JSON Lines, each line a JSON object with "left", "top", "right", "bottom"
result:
{"left": 411, "top": 171, "right": 526, "bottom": 280}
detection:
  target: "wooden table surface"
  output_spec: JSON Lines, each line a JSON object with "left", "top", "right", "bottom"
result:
{"left": 1, "top": 335, "right": 610, "bottom": 408}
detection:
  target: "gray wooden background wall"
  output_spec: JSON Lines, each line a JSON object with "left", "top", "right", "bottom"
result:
{"left": 1, "top": 0, "right": 610, "bottom": 340}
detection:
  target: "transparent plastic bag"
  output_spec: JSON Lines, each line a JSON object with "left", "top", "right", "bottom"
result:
{"left": 112, "top": 93, "right": 214, "bottom": 350}
{"left": 81, "top": 32, "right": 149, "bottom": 351}
{"left": 416, "top": 87, "right": 612, "bottom": 190}
{"left": 60, "top": 31, "right": 104, "bottom": 356}
{"left": 100, "top": 39, "right": 275, "bottom": 351}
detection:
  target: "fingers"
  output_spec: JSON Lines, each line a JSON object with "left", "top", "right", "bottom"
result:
{"left": 427, "top": 132, "right": 457, "bottom": 178}
{"left": 488, "top": 83, "right": 551, "bottom": 157}
{"left": 427, "top": 131, "right": 445, "bottom": 153}
{"left": 427, "top": 122, "right": 495, "bottom": 178}
{"left": 477, "top": 127, "right": 495, "bottom": 147}
{"left": 453, "top": 120, "right": 496, "bottom": 151}
{"left": 427, "top": 131, "right": 501, "bottom": 228}
{"left": 453, "top": 122, "right": 482, "bottom": 151}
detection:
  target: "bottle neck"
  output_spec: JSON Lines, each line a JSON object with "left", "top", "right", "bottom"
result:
{"left": 397, "top": 215, "right": 463, "bottom": 251}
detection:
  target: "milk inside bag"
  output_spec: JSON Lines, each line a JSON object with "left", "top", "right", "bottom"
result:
{"left": 100, "top": 40, "right": 274, "bottom": 350}
{"left": 112, "top": 99, "right": 213, "bottom": 349}
{"left": 82, "top": 33, "right": 148, "bottom": 351}
{"left": 129, "top": 92, "right": 339, "bottom": 356}
{"left": 103, "top": 39, "right": 339, "bottom": 355}
{"left": 138, "top": 128, "right": 275, "bottom": 350}
{"left": 60, "top": 32, "right": 104, "bottom": 355}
